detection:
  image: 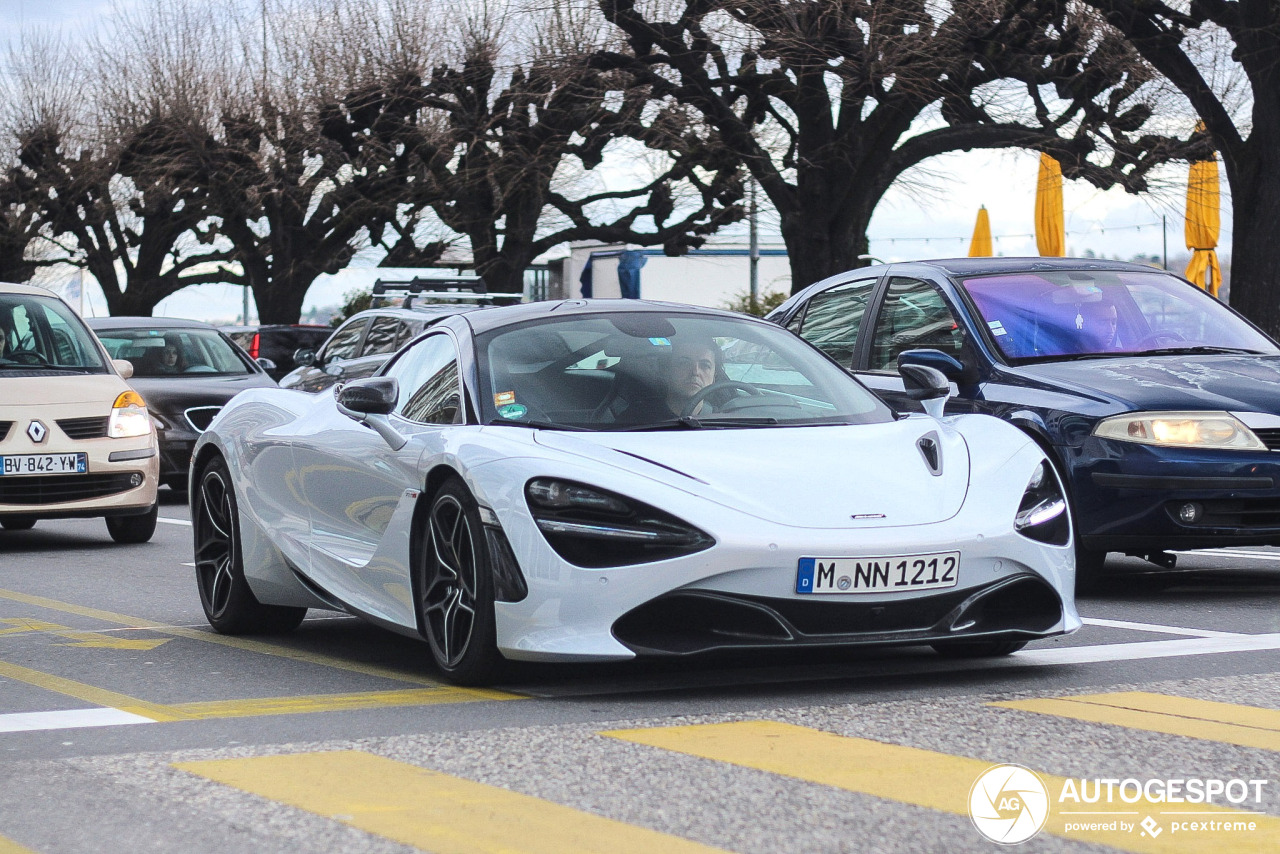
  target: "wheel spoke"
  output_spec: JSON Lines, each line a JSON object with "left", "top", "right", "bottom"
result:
{"left": 423, "top": 492, "right": 480, "bottom": 669}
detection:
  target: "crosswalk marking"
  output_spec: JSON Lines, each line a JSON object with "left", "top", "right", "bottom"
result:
{"left": 604, "top": 720, "right": 1280, "bottom": 853}
{"left": 994, "top": 692, "right": 1280, "bottom": 752}
{"left": 0, "top": 708, "right": 152, "bottom": 734}
{"left": 176, "top": 750, "right": 729, "bottom": 854}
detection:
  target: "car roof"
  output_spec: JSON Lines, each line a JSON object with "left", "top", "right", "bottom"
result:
{"left": 893, "top": 257, "right": 1164, "bottom": 277}
{"left": 219, "top": 323, "right": 330, "bottom": 331}
{"left": 460, "top": 298, "right": 758, "bottom": 336}
{"left": 348, "top": 305, "right": 485, "bottom": 324}
{"left": 86, "top": 316, "right": 220, "bottom": 330}
{"left": 0, "top": 281, "right": 68, "bottom": 297}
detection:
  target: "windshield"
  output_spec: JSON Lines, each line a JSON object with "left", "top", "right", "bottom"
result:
{"left": 0, "top": 292, "right": 108, "bottom": 373}
{"left": 475, "top": 312, "right": 894, "bottom": 430}
{"left": 959, "top": 270, "right": 1278, "bottom": 363}
{"left": 95, "top": 328, "right": 254, "bottom": 377}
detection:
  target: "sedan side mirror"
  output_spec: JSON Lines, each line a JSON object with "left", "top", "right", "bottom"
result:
{"left": 112, "top": 358, "right": 134, "bottom": 380}
{"left": 897, "top": 349, "right": 968, "bottom": 383}
{"left": 899, "top": 363, "right": 952, "bottom": 420}
{"left": 256, "top": 357, "right": 277, "bottom": 373}
{"left": 293, "top": 348, "right": 316, "bottom": 368}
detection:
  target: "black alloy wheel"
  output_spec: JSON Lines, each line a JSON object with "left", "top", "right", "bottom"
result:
{"left": 418, "top": 477, "right": 500, "bottom": 684}
{"left": 193, "top": 456, "right": 306, "bottom": 634}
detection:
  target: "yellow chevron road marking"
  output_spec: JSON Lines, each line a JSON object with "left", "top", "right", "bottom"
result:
{"left": 0, "top": 661, "right": 188, "bottom": 722}
{"left": 0, "top": 616, "right": 171, "bottom": 650}
{"left": 0, "top": 833, "right": 37, "bottom": 854}
{"left": 604, "top": 720, "right": 1278, "bottom": 853}
{"left": 176, "top": 751, "right": 730, "bottom": 854}
{"left": 172, "top": 688, "right": 510, "bottom": 719}
{"left": 993, "top": 691, "right": 1280, "bottom": 753}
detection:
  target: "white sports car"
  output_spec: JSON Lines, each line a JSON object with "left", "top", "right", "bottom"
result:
{"left": 191, "top": 300, "right": 1080, "bottom": 684}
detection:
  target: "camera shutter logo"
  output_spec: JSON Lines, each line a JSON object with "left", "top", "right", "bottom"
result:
{"left": 969, "top": 764, "right": 1050, "bottom": 844}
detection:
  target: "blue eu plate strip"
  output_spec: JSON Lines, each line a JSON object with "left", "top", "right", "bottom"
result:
{"left": 796, "top": 558, "right": 815, "bottom": 594}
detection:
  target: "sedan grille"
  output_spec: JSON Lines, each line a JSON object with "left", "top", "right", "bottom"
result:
{"left": 184, "top": 406, "right": 223, "bottom": 433}
{"left": 1252, "top": 428, "right": 1280, "bottom": 451}
{"left": 0, "top": 422, "right": 10, "bottom": 441}
{"left": 0, "top": 472, "right": 140, "bottom": 505}
{"left": 57, "top": 416, "right": 111, "bottom": 440}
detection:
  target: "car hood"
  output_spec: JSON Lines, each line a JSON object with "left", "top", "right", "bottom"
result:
{"left": 126, "top": 374, "right": 277, "bottom": 413}
{"left": 1007, "top": 354, "right": 1280, "bottom": 414}
{"left": 0, "top": 373, "right": 132, "bottom": 407}
{"left": 533, "top": 421, "right": 970, "bottom": 529}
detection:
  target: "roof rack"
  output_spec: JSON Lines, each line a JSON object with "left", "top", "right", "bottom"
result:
{"left": 370, "top": 277, "right": 519, "bottom": 309}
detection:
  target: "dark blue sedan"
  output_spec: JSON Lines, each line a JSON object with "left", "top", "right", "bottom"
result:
{"left": 768, "top": 258, "right": 1280, "bottom": 587}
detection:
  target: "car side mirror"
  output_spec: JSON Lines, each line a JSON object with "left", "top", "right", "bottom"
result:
{"left": 256, "top": 357, "right": 277, "bottom": 373}
{"left": 293, "top": 348, "right": 316, "bottom": 368}
{"left": 112, "top": 359, "right": 134, "bottom": 380}
{"left": 336, "top": 378, "right": 406, "bottom": 450}
{"left": 898, "top": 349, "right": 975, "bottom": 385}
{"left": 900, "top": 363, "right": 952, "bottom": 420}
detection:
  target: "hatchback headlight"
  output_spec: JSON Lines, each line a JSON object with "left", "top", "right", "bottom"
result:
{"left": 108, "top": 391, "right": 152, "bottom": 439}
{"left": 1093, "top": 411, "right": 1265, "bottom": 450}
{"left": 1014, "top": 461, "right": 1069, "bottom": 545}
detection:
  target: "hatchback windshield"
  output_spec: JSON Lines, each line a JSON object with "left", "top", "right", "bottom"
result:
{"left": 95, "top": 328, "right": 253, "bottom": 377}
{"left": 959, "top": 270, "right": 1278, "bottom": 363}
{"left": 476, "top": 312, "right": 894, "bottom": 430}
{"left": 0, "top": 293, "right": 107, "bottom": 373}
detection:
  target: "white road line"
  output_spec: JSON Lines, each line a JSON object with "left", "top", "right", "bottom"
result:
{"left": 1174, "top": 548, "right": 1280, "bottom": 563}
{"left": 1015, "top": 632, "right": 1280, "bottom": 666}
{"left": 157, "top": 517, "right": 192, "bottom": 527}
{"left": 0, "top": 708, "right": 153, "bottom": 734}
{"left": 1080, "top": 617, "right": 1240, "bottom": 638}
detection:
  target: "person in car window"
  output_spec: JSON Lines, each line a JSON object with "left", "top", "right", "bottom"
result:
{"left": 665, "top": 337, "right": 720, "bottom": 416}
{"left": 1079, "top": 300, "right": 1121, "bottom": 351}
{"left": 155, "top": 338, "right": 186, "bottom": 374}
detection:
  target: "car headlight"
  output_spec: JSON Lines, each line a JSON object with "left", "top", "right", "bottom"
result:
{"left": 1014, "top": 461, "right": 1069, "bottom": 546}
{"left": 525, "top": 477, "right": 714, "bottom": 568}
{"left": 1093, "top": 411, "right": 1265, "bottom": 450}
{"left": 108, "top": 391, "right": 152, "bottom": 439}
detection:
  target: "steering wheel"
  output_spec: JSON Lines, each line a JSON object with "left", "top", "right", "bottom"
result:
{"left": 5, "top": 349, "right": 49, "bottom": 366}
{"left": 679, "top": 381, "right": 762, "bottom": 417}
{"left": 1133, "top": 331, "right": 1187, "bottom": 350}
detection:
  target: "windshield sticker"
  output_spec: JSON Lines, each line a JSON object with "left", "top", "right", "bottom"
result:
{"left": 497, "top": 403, "right": 528, "bottom": 420}
{"left": 987, "top": 321, "right": 1007, "bottom": 336}
{"left": 494, "top": 391, "right": 516, "bottom": 407}
{"left": 648, "top": 337, "right": 671, "bottom": 346}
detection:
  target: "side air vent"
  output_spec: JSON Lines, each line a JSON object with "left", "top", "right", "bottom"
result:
{"left": 184, "top": 406, "right": 223, "bottom": 433}
{"left": 917, "top": 431, "right": 942, "bottom": 476}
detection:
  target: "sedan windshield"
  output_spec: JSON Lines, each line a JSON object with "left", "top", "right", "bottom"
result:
{"left": 95, "top": 328, "right": 254, "bottom": 377}
{"left": 959, "top": 270, "right": 1278, "bottom": 363}
{"left": 476, "top": 312, "right": 894, "bottom": 430}
{"left": 0, "top": 293, "right": 107, "bottom": 373}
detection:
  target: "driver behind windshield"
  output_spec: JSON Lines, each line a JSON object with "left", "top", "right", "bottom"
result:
{"left": 615, "top": 336, "right": 731, "bottom": 423}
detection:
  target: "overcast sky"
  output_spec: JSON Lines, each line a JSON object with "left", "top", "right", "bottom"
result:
{"left": 4, "top": 0, "right": 1227, "bottom": 320}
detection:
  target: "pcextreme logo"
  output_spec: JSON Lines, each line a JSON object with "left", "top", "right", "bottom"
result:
{"left": 969, "top": 764, "right": 1051, "bottom": 844}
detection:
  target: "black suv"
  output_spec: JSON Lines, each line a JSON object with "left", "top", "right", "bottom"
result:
{"left": 221, "top": 324, "right": 333, "bottom": 381}
{"left": 279, "top": 278, "right": 514, "bottom": 393}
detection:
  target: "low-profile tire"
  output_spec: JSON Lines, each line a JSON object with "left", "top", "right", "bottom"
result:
{"left": 931, "top": 639, "right": 1029, "bottom": 658}
{"left": 193, "top": 456, "right": 306, "bottom": 634}
{"left": 1074, "top": 545, "right": 1108, "bottom": 594}
{"left": 105, "top": 505, "right": 158, "bottom": 544}
{"left": 417, "top": 477, "right": 502, "bottom": 685}
{"left": 1, "top": 516, "right": 36, "bottom": 531}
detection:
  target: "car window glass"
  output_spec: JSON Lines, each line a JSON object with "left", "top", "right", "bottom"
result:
{"left": 0, "top": 293, "right": 106, "bottom": 372}
{"left": 869, "top": 278, "right": 964, "bottom": 372}
{"left": 362, "top": 316, "right": 402, "bottom": 357}
{"left": 395, "top": 321, "right": 419, "bottom": 350}
{"left": 797, "top": 278, "right": 876, "bottom": 367}
{"left": 94, "top": 329, "right": 251, "bottom": 376}
{"left": 386, "top": 334, "right": 461, "bottom": 424}
{"left": 323, "top": 318, "right": 369, "bottom": 362}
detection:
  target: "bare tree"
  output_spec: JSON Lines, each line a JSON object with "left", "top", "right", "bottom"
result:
{"left": 0, "top": 160, "right": 44, "bottom": 283}
{"left": 367, "top": 0, "right": 743, "bottom": 295}
{"left": 1080, "top": 0, "right": 1280, "bottom": 333}
{"left": 596, "top": 0, "right": 1193, "bottom": 293}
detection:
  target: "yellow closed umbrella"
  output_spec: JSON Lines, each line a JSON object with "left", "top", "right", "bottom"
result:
{"left": 968, "top": 206, "right": 992, "bottom": 257}
{"left": 1035, "top": 153, "right": 1065, "bottom": 256}
{"left": 1185, "top": 131, "right": 1222, "bottom": 296}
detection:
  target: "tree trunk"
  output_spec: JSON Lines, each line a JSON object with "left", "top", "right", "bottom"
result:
{"left": 1223, "top": 162, "right": 1280, "bottom": 337}
{"left": 253, "top": 273, "right": 311, "bottom": 325}
{"left": 777, "top": 194, "right": 876, "bottom": 294}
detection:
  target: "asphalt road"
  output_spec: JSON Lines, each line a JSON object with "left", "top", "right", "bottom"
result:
{"left": 2, "top": 488, "right": 1280, "bottom": 853}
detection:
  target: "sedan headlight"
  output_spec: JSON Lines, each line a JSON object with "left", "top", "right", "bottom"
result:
{"left": 1014, "top": 461, "right": 1069, "bottom": 545}
{"left": 108, "top": 391, "right": 152, "bottom": 439}
{"left": 1093, "top": 411, "right": 1266, "bottom": 450}
{"left": 525, "top": 477, "right": 714, "bottom": 568}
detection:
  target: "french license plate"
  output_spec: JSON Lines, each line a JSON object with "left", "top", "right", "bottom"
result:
{"left": 796, "top": 552, "right": 960, "bottom": 594}
{"left": 0, "top": 453, "right": 88, "bottom": 476}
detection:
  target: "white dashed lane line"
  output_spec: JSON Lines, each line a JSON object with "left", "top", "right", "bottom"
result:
{"left": 1080, "top": 617, "right": 1241, "bottom": 638}
{"left": 0, "top": 708, "right": 152, "bottom": 734}
{"left": 157, "top": 517, "right": 192, "bottom": 527}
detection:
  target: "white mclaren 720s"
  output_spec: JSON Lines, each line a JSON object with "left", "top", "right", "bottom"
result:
{"left": 190, "top": 300, "right": 1080, "bottom": 684}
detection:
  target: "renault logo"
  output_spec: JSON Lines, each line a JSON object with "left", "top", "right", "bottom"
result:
{"left": 26, "top": 420, "right": 47, "bottom": 443}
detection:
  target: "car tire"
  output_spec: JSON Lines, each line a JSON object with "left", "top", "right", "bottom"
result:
{"left": 193, "top": 456, "right": 307, "bottom": 634}
{"left": 1, "top": 516, "right": 36, "bottom": 531}
{"left": 105, "top": 505, "right": 158, "bottom": 544}
{"left": 1075, "top": 546, "right": 1108, "bottom": 594}
{"left": 417, "top": 477, "right": 502, "bottom": 685}
{"left": 931, "top": 639, "right": 1028, "bottom": 657}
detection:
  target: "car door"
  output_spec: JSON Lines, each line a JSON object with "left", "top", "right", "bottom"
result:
{"left": 856, "top": 276, "right": 978, "bottom": 414}
{"left": 791, "top": 276, "right": 878, "bottom": 369}
{"left": 292, "top": 317, "right": 370, "bottom": 392}
{"left": 291, "top": 333, "right": 464, "bottom": 628}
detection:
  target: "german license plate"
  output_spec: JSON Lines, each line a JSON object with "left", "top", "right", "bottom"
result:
{"left": 0, "top": 453, "right": 88, "bottom": 476}
{"left": 796, "top": 552, "right": 960, "bottom": 594}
